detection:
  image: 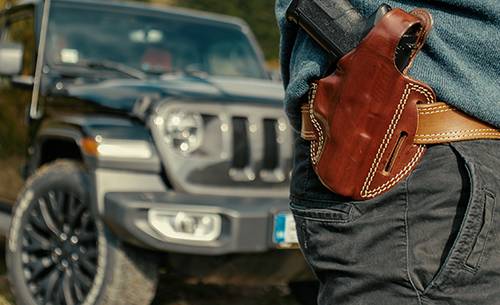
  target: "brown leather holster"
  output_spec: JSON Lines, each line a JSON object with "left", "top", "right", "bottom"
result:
{"left": 300, "top": 8, "right": 499, "bottom": 200}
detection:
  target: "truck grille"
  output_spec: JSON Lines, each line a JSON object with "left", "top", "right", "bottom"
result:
{"left": 231, "top": 117, "right": 251, "bottom": 170}
{"left": 262, "top": 118, "right": 280, "bottom": 171}
{"left": 151, "top": 101, "right": 292, "bottom": 197}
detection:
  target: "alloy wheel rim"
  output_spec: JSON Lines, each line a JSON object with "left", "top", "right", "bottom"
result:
{"left": 20, "top": 189, "right": 98, "bottom": 305}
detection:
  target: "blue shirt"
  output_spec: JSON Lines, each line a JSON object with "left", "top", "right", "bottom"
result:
{"left": 276, "top": 0, "right": 500, "bottom": 131}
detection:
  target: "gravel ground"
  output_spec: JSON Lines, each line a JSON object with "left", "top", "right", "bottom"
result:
{"left": 0, "top": 246, "right": 304, "bottom": 305}
{"left": 153, "top": 277, "right": 301, "bottom": 305}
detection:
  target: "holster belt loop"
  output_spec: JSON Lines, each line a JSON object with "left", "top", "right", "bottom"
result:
{"left": 301, "top": 103, "right": 318, "bottom": 141}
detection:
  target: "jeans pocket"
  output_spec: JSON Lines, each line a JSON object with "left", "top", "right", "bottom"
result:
{"left": 464, "top": 191, "right": 496, "bottom": 269}
{"left": 289, "top": 198, "right": 364, "bottom": 275}
{"left": 290, "top": 200, "right": 361, "bottom": 224}
{"left": 422, "top": 143, "right": 497, "bottom": 294}
{"left": 289, "top": 199, "right": 362, "bottom": 255}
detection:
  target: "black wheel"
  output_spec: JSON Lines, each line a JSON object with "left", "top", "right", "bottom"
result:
{"left": 7, "top": 160, "right": 158, "bottom": 305}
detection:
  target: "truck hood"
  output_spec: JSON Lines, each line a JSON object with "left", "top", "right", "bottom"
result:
{"left": 61, "top": 75, "right": 285, "bottom": 113}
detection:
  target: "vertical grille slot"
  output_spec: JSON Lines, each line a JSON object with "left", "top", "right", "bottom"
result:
{"left": 231, "top": 117, "right": 250, "bottom": 169}
{"left": 262, "top": 118, "right": 279, "bottom": 170}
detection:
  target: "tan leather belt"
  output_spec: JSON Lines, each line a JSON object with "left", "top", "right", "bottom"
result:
{"left": 301, "top": 102, "right": 500, "bottom": 144}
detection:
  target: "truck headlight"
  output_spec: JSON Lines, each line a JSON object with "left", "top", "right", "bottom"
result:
{"left": 157, "top": 110, "right": 203, "bottom": 154}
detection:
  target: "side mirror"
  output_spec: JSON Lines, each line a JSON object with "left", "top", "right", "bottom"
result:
{"left": 0, "top": 42, "right": 24, "bottom": 76}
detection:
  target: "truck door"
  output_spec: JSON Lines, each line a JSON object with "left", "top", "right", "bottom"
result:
{"left": 0, "top": 9, "right": 36, "bottom": 205}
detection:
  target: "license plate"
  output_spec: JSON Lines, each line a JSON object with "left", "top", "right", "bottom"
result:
{"left": 273, "top": 213, "right": 298, "bottom": 247}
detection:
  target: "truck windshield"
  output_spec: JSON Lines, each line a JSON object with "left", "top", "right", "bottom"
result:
{"left": 46, "top": 4, "right": 268, "bottom": 79}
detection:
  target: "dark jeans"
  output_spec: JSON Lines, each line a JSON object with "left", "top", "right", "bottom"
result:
{"left": 290, "top": 137, "right": 500, "bottom": 305}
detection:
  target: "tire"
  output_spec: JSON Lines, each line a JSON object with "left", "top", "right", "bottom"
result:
{"left": 7, "top": 160, "right": 158, "bottom": 305}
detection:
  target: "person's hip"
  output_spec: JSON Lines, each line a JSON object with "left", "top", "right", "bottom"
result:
{"left": 289, "top": 138, "right": 500, "bottom": 304}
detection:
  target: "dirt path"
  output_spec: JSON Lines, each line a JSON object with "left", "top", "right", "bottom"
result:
{"left": 0, "top": 274, "right": 299, "bottom": 305}
{"left": 0, "top": 247, "right": 302, "bottom": 305}
{"left": 153, "top": 280, "right": 299, "bottom": 305}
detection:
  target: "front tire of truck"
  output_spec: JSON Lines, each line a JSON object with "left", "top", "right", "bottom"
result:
{"left": 7, "top": 160, "right": 158, "bottom": 305}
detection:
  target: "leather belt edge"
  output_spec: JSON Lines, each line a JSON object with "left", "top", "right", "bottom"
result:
{"left": 300, "top": 102, "right": 500, "bottom": 144}
{"left": 414, "top": 102, "right": 500, "bottom": 144}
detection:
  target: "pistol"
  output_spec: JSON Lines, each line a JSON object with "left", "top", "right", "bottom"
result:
{"left": 286, "top": 0, "right": 419, "bottom": 71}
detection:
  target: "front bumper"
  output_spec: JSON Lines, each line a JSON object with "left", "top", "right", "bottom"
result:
{"left": 102, "top": 191, "right": 293, "bottom": 255}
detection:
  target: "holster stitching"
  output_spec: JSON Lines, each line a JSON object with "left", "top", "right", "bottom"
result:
{"left": 360, "top": 83, "right": 433, "bottom": 198}
{"left": 308, "top": 83, "right": 324, "bottom": 165}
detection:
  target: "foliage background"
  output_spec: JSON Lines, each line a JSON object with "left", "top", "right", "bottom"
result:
{"left": 0, "top": 0, "right": 280, "bottom": 65}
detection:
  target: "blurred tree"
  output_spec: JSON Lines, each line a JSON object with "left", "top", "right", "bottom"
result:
{"left": 0, "top": 0, "right": 16, "bottom": 9}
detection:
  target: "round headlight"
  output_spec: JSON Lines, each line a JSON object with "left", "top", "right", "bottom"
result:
{"left": 162, "top": 111, "right": 203, "bottom": 154}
